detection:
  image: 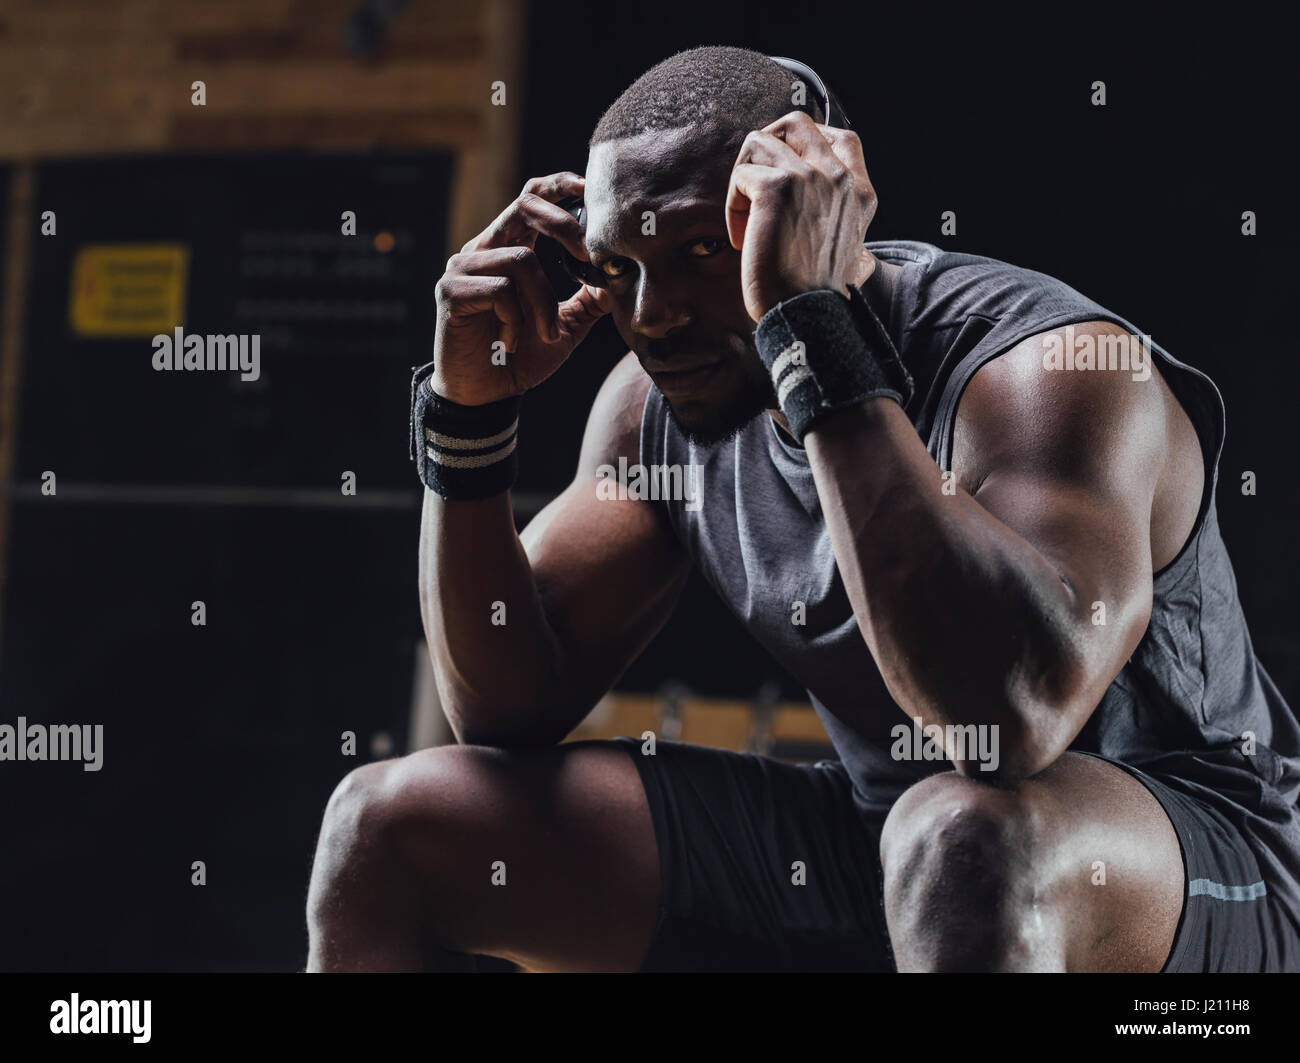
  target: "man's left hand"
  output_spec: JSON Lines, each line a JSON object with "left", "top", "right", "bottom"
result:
{"left": 726, "top": 110, "right": 879, "bottom": 323}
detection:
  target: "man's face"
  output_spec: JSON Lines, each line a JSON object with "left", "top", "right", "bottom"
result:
{"left": 583, "top": 125, "right": 776, "bottom": 446}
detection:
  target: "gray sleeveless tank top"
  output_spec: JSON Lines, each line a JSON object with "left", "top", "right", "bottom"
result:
{"left": 640, "top": 240, "right": 1300, "bottom": 911}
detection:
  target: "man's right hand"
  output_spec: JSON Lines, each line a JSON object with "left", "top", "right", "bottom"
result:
{"left": 431, "top": 172, "right": 612, "bottom": 406}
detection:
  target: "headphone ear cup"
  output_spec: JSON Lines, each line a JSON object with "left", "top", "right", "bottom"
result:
{"left": 566, "top": 204, "right": 607, "bottom": 288}
{"left": 536, "top": 197, "right": 606, "bottom": 293}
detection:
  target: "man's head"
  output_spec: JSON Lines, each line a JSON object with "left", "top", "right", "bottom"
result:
{"left": 584, "top": 46, "right": 827, "bottom": 446}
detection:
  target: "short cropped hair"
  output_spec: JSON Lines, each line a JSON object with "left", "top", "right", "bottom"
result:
{"left": 588, "top": 45, "right": 823, "bottom": 154}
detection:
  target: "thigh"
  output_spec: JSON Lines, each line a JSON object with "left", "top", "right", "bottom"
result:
{"left": 616, "top": 736, "right": 894, "bottom": 971}
{"left": 373, "top": 739, "right": 659, "bottom": 972}
{"left": 1093, "top": 758, "right": 1300, "bottom": 973}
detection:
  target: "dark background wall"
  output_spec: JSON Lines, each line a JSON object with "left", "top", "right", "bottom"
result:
{"left": 0, "top": 153, "right": 449, "bottom": 971}
{"left": 0, "top": 0, "right": 1293, "bottom": 971}
{"left": 515, "top": 0, "right": 1297, "bottom": 702}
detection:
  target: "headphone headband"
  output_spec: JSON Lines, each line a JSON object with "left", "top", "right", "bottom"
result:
{"left": 767, "top": 55, "right": 850, "bottom": 129}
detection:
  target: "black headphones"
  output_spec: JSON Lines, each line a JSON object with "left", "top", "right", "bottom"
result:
{"left": 768, "top": 55, "right": 851, "bottom": 130}
{"left": 540, "top": 55, "right": 850, "bottom": 291}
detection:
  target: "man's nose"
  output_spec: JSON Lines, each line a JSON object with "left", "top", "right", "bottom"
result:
{"left": 630, "top": 273, "right": 693, "bottom": 339}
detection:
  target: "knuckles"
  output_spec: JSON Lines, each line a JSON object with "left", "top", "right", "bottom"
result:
{"left": 433, "top": 270, "right": 514, "bottom": 309}
{"left": 443, "top": 247, "right": 536, "bottom": 281}
{"left": 520, "top": 172, "right": 579, "bottom": 197}
{"left": 760, "top": 167, "right": 798, "bottom": 196}
{"left": 766, "top": 109, "right": 816, "bottom": 133}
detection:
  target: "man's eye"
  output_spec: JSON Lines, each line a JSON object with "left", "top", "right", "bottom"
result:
{"left": 687, "top": 237, "right": 726, "bottom": 257}
{"left": 600, "top": 257, "right": 631, "bottom": 278}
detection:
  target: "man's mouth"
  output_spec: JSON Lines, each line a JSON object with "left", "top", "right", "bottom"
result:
{"left": 644, "top": 350, "right": 726, "bottom": 375}
{"left": 651, "top": 360, "right": 725, "bottom": 395}
{"left": 652, "top": 360, "right": 721, "bottom": 376}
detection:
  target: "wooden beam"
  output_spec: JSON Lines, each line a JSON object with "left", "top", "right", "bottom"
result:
{"left": 0, "top": 163, "right": 34, "bottom": 651}
{"left": 466, "top": 0, "right": 526, "bottom": 250}
{"left": 168, "top": 109, "right": 480, "bottom": 151}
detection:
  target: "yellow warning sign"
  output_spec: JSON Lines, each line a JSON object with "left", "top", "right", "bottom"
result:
{"left": 69, "top": 244, "right": 189, "bottom": 337}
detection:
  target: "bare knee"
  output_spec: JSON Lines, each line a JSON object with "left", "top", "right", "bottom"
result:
{"left": 306, "top": 746, "right": 490, "bottom": 967}
{"left": 314, "top": 745, "right": 493, "bottom": 864}
{"left": 880, "top": 773, "right": 1057, "bottom": 971}
{"left": 313, "top": 757, "right": 391, "bottom": 867}
{"left": 307, "top": 760, "right": 407, "bottom": 934}
{"left": 882, "top": 772, "right": 1027, "bottom": 870}
{"left": 882, "top": 773, "right": 1033, "bottom": 907}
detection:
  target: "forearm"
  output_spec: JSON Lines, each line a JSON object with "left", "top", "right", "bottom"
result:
{"left": 804, "top": 400, "right": 1095, "bottom": 778}
{"left": 418, "top": 487, "right": 567, "bottom": 745}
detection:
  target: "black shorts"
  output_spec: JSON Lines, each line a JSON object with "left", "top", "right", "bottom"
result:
{"left": 612, "top": 737, "right": 1300, "bottom": 972}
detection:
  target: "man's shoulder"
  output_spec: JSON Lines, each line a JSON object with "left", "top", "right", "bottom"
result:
{"left": 576, "top": 352, "right": 652, "bottom": 475}
{"left": 870, "top": 239, "right": 1106, "bottom": 328}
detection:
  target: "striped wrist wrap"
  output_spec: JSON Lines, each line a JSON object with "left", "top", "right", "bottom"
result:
{"left": 408, "top": 363, "right": 521, "bottom": 500}
{"left": 754, "top": 283, "right": 914, "bottom": 443}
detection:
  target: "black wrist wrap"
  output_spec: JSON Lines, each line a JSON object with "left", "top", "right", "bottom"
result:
{"left": 408, "top": 362, "right": 521, "bottom": 500}
{"left": 754, "top": 283, "right": 914, "bottom": 442}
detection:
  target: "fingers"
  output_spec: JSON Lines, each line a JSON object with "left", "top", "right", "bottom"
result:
{"left": 519, "top": 172, "right": 585, "bottom": 201}
{"left": 816, "top": 124, "right": 868, "bottom": 179}
{"left": 464, "top": 172, "right": 590, "bottom": 260}
{"left": 556, "top": 283, "right": 612, "bottom": 346}
{"left": 435, "top": 272, "right": 525, "bottom": 353}
{"left": 733, "top": 128, "right": 812, "bottom": 174}
{"left": 725, "top": 161, "right": 793, "bottom": 251}
{"left": 442, "top": 246, "right": 558, "bottom": 346}
{"left": 755, "top": 111, "right": 847, "bottom": 180}
{"left": 816, "top": 124, "right": 877, "bottom": 224}
{"left": 731, "top": 113, "right": 876, "bottom": 241}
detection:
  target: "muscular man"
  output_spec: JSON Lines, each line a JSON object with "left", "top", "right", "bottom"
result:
{"left": 305, "top": 46, "right": 1300, "bottom": 972}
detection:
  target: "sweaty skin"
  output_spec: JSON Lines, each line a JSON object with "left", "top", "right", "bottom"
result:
{"left": 588, "top": 113, "right": 1204, "bottom": 782}
{"left": 310, "top": 111, "right": 1200, "bottom": 973}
